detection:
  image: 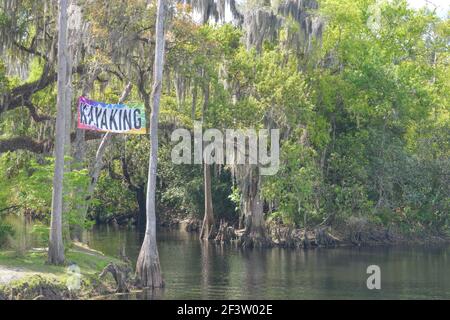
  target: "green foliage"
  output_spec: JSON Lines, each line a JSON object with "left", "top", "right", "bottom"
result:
{"left": 90, "top": 173, "right": 138, "bottom": 223}
{"left": 0, "top": 154, "right": 90, "bottom": 228}
{"left": 0, "top": 0, "right": 448, "bottom": 238}
{"left": 0, "top": 60, "right": 7, "bottom": 95}
{"left": 157, "top": 143, "right": 235, "bottom": 220}
{"left": 263, "top": 140, "right": 324, "bottom": 226}
{"left": 0, "top": 218, "right": 14, "bottom": 248}
{"left": 30, "top": 223, "right": 49, "bottom": 247}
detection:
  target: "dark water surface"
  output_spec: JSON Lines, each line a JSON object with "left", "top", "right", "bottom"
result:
{"left": 84, "top": 225, "right": 450, "bottom": 300}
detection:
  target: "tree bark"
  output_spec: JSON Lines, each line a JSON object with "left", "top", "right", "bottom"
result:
{"left": 136, "top": 0, "right": 165, "bottom": 289}
{"left": 199, "top": 79, "right": 215, "bottom": 240}
{"left": 240, "top": 167, "right": 269, "bottom": 248}
{"left": 191, "top": 84, "right": 197, "bottom": 120}
{"left": 200, "top": 164, "right": 215, "bottom": 239}
{"left": 135, "top": 185, "right": 147, "bottom": 229}
{"left": 63, "top": 8, "right": 74, "bottom": 244}
{"left": 48, "top": 0, "right": 69, "bottom": 265}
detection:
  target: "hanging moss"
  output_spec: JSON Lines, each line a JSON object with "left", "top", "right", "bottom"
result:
{"left": 180, "top": 0, "right": 243, "bottom": 25}
{"left": 244, "top": 0, "right": 323, "bottom": 52}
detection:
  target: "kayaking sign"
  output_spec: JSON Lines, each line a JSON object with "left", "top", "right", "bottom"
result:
{"left": 77, "top": 97, "right": 146, "bottom": 134}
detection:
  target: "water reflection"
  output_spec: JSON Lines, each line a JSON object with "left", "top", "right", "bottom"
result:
{"left": 88, "top": 226, "right": 450, "bottom": 300}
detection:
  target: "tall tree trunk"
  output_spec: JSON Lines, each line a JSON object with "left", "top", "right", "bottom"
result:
{"left": 200, "top": 164, "right": 215, "bottom": 239}
{"left": 135, "top": 185, "right": 147, "bottom": 229}
{"left": 48, "top": 0, "right": 68, "bottom": 265}
{"left": 63, "top": 17, "right": 73, "bottom": 244}
{"left": 200, "top": 80, "right": 215, "bottom": 240}
{"left": 191, "top": 84, "right": 197, "bottom": 121}
{"left": 135, "top": 0, "right": 165, "bottom": 289}
{"left": 239, "top": 166, "right": 269, "bottom": 248}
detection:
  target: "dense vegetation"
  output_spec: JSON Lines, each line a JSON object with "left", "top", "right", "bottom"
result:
{"left": 0, "top": 0, "right": 448, "bottom": 260}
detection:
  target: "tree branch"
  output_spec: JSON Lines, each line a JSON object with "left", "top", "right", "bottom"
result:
{"left": 12, "top": 40, "right": 48, "bottom": 60}
{"left": 23, "top": 101, "right": 54, "bottom": 122}
{"left": 1, "top": 64, "right": 85, "bottom": 116}
{"left": 0, "top": 131, "right": 106, "bottom": 155}
{"left": 0, "top": 137, "right": 52, "bottom": 154}
{"left": 121, "top": 156, "right": 138, "bottom": 192}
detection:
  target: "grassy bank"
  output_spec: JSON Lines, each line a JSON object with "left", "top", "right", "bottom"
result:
{"left": 0, "top": 246, "right": 125, "bottom": 300}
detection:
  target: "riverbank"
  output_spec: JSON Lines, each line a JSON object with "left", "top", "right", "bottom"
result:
{"left": 166, "top": 216, "right": 450, "bottom": 248}
{"left": 0, "top": 245, "right": 127, "bottom": 300}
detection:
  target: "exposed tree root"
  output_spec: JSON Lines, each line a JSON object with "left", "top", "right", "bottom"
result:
{"left": 240, "top": 227, "right": 272, "bottom": 249}
{"left": 99, "top": 263, "right": 131, "bottom": 293}
{"left": 214, "top": 220, "right": 237, "bottom": 243}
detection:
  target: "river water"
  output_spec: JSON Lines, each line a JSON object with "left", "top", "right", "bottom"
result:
{"left": 83, "top": 225, "right": 450, "bottom": 300}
